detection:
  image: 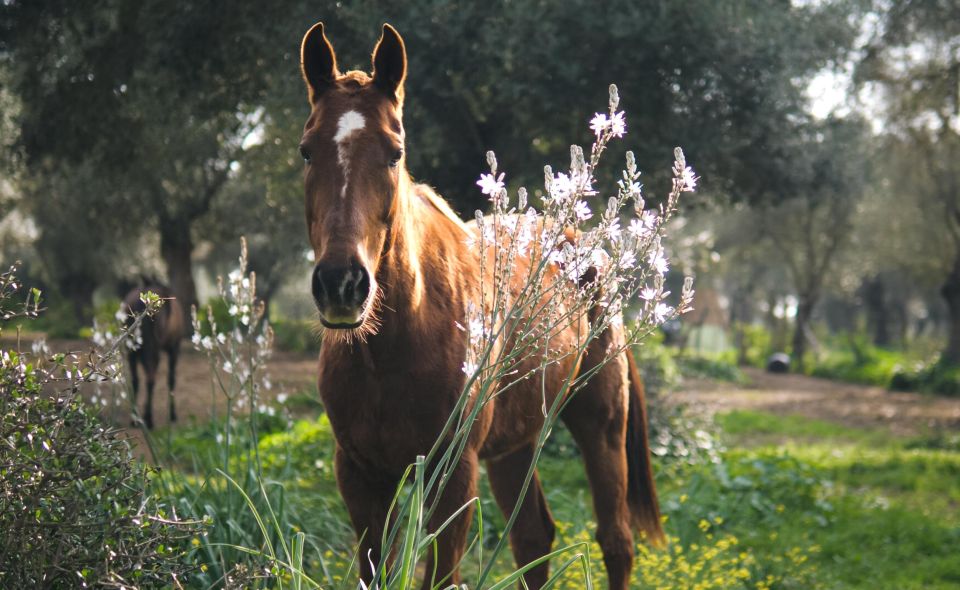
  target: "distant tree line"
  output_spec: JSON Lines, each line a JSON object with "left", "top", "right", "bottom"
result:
{"left": 6, "top": 0, "right": 960, "bottom": 370}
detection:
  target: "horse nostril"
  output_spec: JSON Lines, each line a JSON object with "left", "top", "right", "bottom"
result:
{"left": 313, "top": 262, "right": 371, "bottom": 310}
{"left": 356, "top": 268, "right": 370, "bottom": 303}
{"left": 311, "top": 264, "right": 328, "bottom": 306}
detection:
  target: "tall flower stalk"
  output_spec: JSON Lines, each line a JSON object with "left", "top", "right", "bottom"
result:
{"left": 367, "top": 85, "right": 696, "bottom": 589}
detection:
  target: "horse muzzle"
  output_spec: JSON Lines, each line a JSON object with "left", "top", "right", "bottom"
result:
{"left": 311, "top": 260, "right": 372, "bottom": 328}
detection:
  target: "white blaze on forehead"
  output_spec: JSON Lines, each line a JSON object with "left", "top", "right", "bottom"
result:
{"left": 334, "top": 110, "right": 366, "bottom": 143}
{"left": 334, "top": 110, "right": 366, "bottom": 199}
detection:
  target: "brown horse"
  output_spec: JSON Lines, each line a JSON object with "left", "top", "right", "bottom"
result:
{"left": 300, "top": 23, "right": 663, "bottom": 590}
{"left": 123, "top": 285, "right": 184, "bottom": 429}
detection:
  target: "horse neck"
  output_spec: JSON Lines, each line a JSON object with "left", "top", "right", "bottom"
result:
{"left": 374, "top": 175, "right": 470, "bottom": 342}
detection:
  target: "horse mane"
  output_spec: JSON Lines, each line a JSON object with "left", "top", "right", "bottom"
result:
{"left": 412, "top": 182, "right": 470, "bottom": 236}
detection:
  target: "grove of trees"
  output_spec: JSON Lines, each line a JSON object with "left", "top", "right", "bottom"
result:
{"left": 2, "top": 0, "right": 960, "bottom": 371}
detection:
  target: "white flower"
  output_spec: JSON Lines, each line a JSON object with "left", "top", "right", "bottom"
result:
{"left": 201, "top": 335, "right": 214, "bottom": 350}
{"left": 653, "top": 302, "right": 673, "bottom": 324}
{"left": 619, "top": 251, "right": 636, "bottom": 269}
{"left": 589, "top": 113, "right": 609, "bottom": 137}
{"left": 228, "top": 304, "right": 239, "bottom": 317}
{"left": 192, "top": 333, "right": 202, "bottom": 347}
{"left": 573, "top": 200, "right": 592, "bottom": 221}
{"left": 31, "top": 338, "right": 49, "bottom": 356}
{"left": 627, "top": 219, "right": 648, "bottom": 238}
{"left": 276, "top": 393, "right": 288, "bottom": 404}
{"left": 222, "top": 361, "right": 233, "bottom": 374}
{"left": 590, "top": 112, "right": 626, "bottom": 138}
{"left": 549, "top": 172, "right": 575, "bottom": 203}
{"left": 640, "top": 286, "right": 658, "bottom": 301}
{"left": 648, "top": 247, "right": 669, "bottom": 275}
{"left": 462, "top": 359, "right": 478, "bottom": 376}
{"left": 590, "top": 247, "right": 610, "bottom": 270}
{"left": 641, "top": 209, "right": 658, "bottom": 229}
{"left": 680, "top": 166, "right": 698, "bottom": 192}
{"left": 217, "top": 332, "right": 226, "bottom": 344}
{"left": 515, "top": 221, "right": 534, "bottom": 257}
{"left": 604, "top": 218, "right": 622, "bottom": 240}
{"left": 476, "top": 172, "right": 505, "bottom": 197}
{"left": 609, "top": 111, "right": 626, "bottom": 137}
{"left": 114, "top": 308, "right": 128, "bottom": 323}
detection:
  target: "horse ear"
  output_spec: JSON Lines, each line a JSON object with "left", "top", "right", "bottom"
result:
{"left": 372, "top": 24, "right": 406, "bottom": 102}
{"left": 301, "top": 22, "right": 339, "bottom": 103}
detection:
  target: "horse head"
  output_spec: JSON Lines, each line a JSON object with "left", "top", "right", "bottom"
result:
{"left": 299, "top": 23, "right": 408, "bottom": 331}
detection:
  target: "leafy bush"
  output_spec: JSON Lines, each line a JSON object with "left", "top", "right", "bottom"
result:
{"left": 632, "top": 337, "right": 724, "bottom": 465}
{"left": 676, "top": 354, "right": 749, "bottom": 384}
{"left": 811, "top": 339, "right": 906, "bottom": 387}
{"left": 0, "top": 266, "right": 198, "bottom": 588}
{"left": 733, "top": 322, "right": 774, "bottom": 368}
{"left": 271, "top": 318, "right": 321, "bottom": 353}
{"left": 891, "top": 360, "right": 960, "bottom": 396}
{"left": 633, "top": 333, "right": 681, "bottom": 397}
{"left": 24, "top": 293, "right": 84, "bottom": 338}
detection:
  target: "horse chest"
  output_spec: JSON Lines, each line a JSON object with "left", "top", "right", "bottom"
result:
{"left": 318, "top": 355, "right": 467, "bottom": 474}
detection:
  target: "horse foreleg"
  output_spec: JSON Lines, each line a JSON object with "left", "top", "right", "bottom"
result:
{"left": 142, "top": 358, "right": 158, "bottom": 430}
{"left": 335, "top": 446, "right": 397, "bottom": 586}
{"left": 167, "top": 345, "right": 179, "bottom": 423}
{"left": 487, "top": 444, "right": 556, "bottom": 590}
{"left": 128, "top": 351, "right": 140, "bottom": 426}
{"left": 421, "top": 451, "right": 478, "bottom": 590}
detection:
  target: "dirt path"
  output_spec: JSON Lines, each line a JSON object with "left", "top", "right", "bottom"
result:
{"left": 674, "top": 367, "right": 960, "bottom": 436}
{"left": 6, "top": 335, "right": 319, "bottom": 428}
{"left": 15, "top": 334, "right": 960, "bottom": 437}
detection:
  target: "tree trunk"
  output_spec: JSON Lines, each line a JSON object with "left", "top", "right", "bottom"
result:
{"left": 60, "top": 274, "right": 97, "bottom": 330}
{"left": 159, "top": 221, "right": 197, "bottom": 335}
{"left": 792, "top": 298, "right": 816, "bottom": 372}
{"left": 862, "top": 276, "right": 890, "bottom": 348}
{"left": 940, "top": 252, "right": 960, "bottom": 365}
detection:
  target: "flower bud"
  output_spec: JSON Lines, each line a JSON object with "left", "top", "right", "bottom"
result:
{"left": 486, "top": 150, "right": 498, "bottom": 174}
{"left": 608, "top": 84, "right": 620, "bottom": 112}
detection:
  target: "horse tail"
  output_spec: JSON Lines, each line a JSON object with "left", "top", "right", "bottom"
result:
{"left": 625, "top": 349, "right": 665, "bottom": 546}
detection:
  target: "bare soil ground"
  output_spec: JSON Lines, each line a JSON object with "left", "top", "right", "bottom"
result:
{"left": 5, "top": 334, "right": 319, "bottom": 426}
{"left": 674, "top": 367, "right": 960, "bottom": 436}
{"left": 13, "top": 334, "right": 960, "bottom": 437}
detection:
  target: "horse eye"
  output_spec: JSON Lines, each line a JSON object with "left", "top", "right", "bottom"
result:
{"left": 299, "top": 145, "right": 311, "bottom": 163}
{"left": 389, "top": 149, "right": 403, "bottom": 168}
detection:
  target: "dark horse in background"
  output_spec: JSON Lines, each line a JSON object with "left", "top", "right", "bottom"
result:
{"left": 299, "top": 23, "right": 663, "bottom": 590}
{"left": 122, "top": 285, "right": 183, "bottom": 429}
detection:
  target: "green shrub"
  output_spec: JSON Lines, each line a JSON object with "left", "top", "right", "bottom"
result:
{"left": 734, "top": 322, "right": 774, "bottom": 368}
{"left": 0, "top": 330, "right": 198, "bottom": 587}
{"left": 676, "top": 354, "right": 748, "bottom": 384}
{"left": 633, "top": 333, "right": 680, "bottom": 397}
{"left": 26, "top": 293, "right": 84, "bottom": 338}
{"left": 810, "top": 340, "right": 906, "bottom": 387}
{"left": 272, "top": 318, "right": 321, "bottom": 353}
{"left": 194, "top": 295, "right": 234, "bottom": 335}
{"left": 891, "top": 360, "right": 960, "bottom": 396}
